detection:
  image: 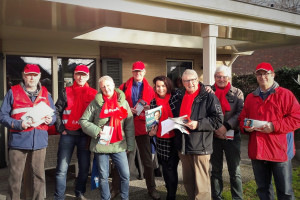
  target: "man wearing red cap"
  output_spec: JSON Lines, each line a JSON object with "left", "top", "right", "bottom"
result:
{"left": 114, "top": 61, "right": 160, "bottom": 199}
{"left": 0, "top": 64, "right": 56, "bottom": 199}
{"left": 239, "top": 62, "right": 300, "bottom": 200}
{"left": 54, "top": 65, "right": 98, "bottom": 200}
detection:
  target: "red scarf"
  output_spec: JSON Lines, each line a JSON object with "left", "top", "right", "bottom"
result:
{"left": 66, "top": 82, "right": 97, "bottom": 130}
{"left": 123, "top": 77, "right": 153, "bottom": 107}
{"left": 180, "top": 84, "right": 200, "bottom": 118}
{"left": 214, "top": 82, "right": 231, "bottom": 114}
{"left": 99, "top": 91, "right": 128, "bottom": 143}
{"left": 155, "top": 93, "right": 175, "bottom": 138}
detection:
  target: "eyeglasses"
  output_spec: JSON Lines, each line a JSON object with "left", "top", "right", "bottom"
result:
{"left": 182, "top": 78, "right": 197, "bottom": 83}
{"left": 255, "top": 72, "right": 272, "bottom": 77}
{"left": 215, "top": 76, "right": 228, "bottom": 80}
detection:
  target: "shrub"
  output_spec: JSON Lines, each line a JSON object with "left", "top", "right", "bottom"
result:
{"left": 232, "top": 66, "right": 300, "bottom": 101}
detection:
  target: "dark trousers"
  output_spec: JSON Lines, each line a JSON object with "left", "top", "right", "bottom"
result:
{"left": 211, "top": 134, "right": 243, "bottom": 200}
{"left": 159, "top": 152, "right": 179, "bottom": 200}
{"left": 251, "top": 159, "right": 295, "bottom": 200}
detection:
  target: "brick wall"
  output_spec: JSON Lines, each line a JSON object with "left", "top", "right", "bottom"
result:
{"left": 100, "top": 46, "right": 204, "bottom": 83}
{"left": 233, "top": 44, "right": 300, "bottom": 75}
{"left": 100, "top": 46, "right": 232, "bottom": 83}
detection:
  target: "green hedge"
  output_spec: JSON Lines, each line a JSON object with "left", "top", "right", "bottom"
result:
{"left": 232, "top": 66, "right": 300, "bottom": 101}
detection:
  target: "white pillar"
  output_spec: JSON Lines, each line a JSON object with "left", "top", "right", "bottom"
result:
{"left": 201, "top": 24, "right": 218, "bottom": 85}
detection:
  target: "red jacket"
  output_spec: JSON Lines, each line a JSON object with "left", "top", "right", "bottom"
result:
{"left": 239, "top": 86, "right": 300, "bottom": 162}
{"left": 120, "top": 78, "right": 155, "bottom": 136}
{"left": 11, "top": 84, "right": 50, "bottom": 132}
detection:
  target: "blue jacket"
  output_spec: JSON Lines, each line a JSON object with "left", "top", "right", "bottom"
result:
{"left": 0, "top": 88, "right": 56, "bottom": 150}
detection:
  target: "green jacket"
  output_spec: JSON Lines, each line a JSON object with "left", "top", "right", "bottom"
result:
{"left": 79, "top": 88, "right": 135, "bottom": 153}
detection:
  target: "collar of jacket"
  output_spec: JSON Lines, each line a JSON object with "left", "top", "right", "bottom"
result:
{"left": 94, "top": 88, "right": 125, "bottom": 106}
{"left": 252, "top": 81, "right": 279, "bottom": 96}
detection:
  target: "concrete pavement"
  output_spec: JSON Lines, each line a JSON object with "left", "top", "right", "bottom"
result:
{"left": 0, "top": 135, "right": 299, "bottom": 200}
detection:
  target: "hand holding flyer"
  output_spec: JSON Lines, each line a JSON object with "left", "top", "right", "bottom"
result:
{"left": 145, "top": 106, "right": 162, "bottom": 132}
{"left": 161, "top": 115, "right": 190, "bottom": 136}
{"left": 134, "top": 99, "right": 147, "bottom": 116}
{"left": 98, "top": 126, "right": 114, "bottom": 145}
{"left": 244, "top": 118, "right": 268, "bottom": 131}
{"left": 21, "top": 101, "right": 54, "bottom": 127}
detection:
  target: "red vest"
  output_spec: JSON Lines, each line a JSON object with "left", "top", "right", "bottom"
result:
{"left": 62, "top": 85, "right": 97, "bottom": 130}
{"left": 11, "top": 84, "right": 50, "bottom": 132}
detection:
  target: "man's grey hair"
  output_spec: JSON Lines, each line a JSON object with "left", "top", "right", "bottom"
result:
{"left": 182, "top": 69, "right": 198, "bottom": 80}
{"left": 214, "top": 65, "right": 231, "bottom": 78}
{"left": 98, "top": 75, "right": 115, "bottom": 87}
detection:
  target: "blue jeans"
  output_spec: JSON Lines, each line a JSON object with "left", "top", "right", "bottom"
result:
{"left": 251, "top": 159, "right": 295, "bottom": 200}
{"left": 54, "top": 133, "right": 91, "bottom": 200}
{"left": 95, "top": 151, "right": 129, "bottom": 200}
{"left": 211, "top": 135, "right": 243, "bottom": 200}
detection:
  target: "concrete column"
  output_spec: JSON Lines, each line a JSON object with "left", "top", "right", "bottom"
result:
{"left": 201, "top": 24, "right": 218, "bottom": 85}
{"left": 52, "top": 56, "right": 58, "bottom": 102}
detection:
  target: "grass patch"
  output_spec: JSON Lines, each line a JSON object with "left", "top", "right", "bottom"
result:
{"left": 156, "top": 165, "right": 300, "bottom": 199}
{"left": 222, "top": 165, "right": 300, "bottom": 200}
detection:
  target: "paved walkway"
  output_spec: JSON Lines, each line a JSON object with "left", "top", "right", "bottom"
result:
{"left": 0, "top": 135, "right": 299, "bottom": 200}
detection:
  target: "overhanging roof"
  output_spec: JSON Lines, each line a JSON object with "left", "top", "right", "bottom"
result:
{"left": 0, "top": 0, "right": 299, "bottom": 55}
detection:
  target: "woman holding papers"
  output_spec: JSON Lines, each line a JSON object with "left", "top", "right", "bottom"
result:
{"left": 79, "top": 76, "right": 135, "bottom": 200}
{"left": 149, "top": 76, "right": 181, "bottom": 200}
{"left": 210, "top": 65, "right": 244, "bottom": 200}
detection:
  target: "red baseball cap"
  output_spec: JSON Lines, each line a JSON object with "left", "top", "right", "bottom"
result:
{"left": 23, "top": 64, "right": 40, "bottom": 74}
{"left": 255, "top": 62, "right": 274, "bottom": 73}
{"left": 132, "top": 61, "right": 145, "bottom": 71}
{"left": 74, "top": 65, "right": 89, "bottom": 75}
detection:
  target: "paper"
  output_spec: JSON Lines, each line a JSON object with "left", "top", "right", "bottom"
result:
{"left": 226, "top": 130, "right": 234, "bottom": 140}
{"left": 161, "top": 116, "right": 190, "bottom": 136}
{"left": 145, "top": 106, "right": 162, "bottom": 132}
{"left": 21, "top": 101, "right": 54, "bottom": 127}
{"left": 98, "top": 126, "right": 114, "bottom": 145}
{"left": 170, "top": 115, "right": 191, "bottom": 125}
{"left": 134, "top": 99, "right": 147, "bottom": 116}
{"left": 244, "top": 118, "right": 268, "bottom": 131}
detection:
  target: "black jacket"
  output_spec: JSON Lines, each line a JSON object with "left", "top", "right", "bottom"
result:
{"left": 174, "top": 82, "right": 223, "bottom": 155}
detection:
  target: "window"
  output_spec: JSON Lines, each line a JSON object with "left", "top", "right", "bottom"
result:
{"left": 6, "top": 55, "right": 52, "bottom": 93}
{"left": 166, "top": 60, "right": 193, "bottom": 88}
{"left": 57, "top": 57, "right": 96, "bottom": 92}
{"left": 101, "top": 58, "right": 122, "bottom": 87}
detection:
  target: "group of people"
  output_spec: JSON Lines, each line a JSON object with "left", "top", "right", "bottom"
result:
{"left": 0, "top": 61, "right": 299, "bottom": 200}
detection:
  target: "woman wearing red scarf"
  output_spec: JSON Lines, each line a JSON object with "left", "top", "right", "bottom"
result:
{"left": 148, "top": 76, "right": 181, "bottom": 200}
{"left": 174, "top": 69, "right": 223, "bottom": 200}
{"left": 210, "top": 66, "right": 244, "bottom": 200}
{"left": 79, "top": 76, "right": 135, "bottom": 200}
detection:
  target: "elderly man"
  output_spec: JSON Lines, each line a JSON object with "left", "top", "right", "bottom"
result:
{"left": 0, "top": 64, "right": 56, "bottom": 199}
{"left": 54, "top": 65, "right": 98, "bottom": 200}
{"left": 175, "top": 69, "right": 223, "bottom": 200}
{"left": 239, "top": 62, "right": 300, "bottom": 200}
{"left": 210, "top": 65, "right": 244, "bottom": 200}
{"left": 115, "top": 61, "right": 160, "bottom": 199}
{"left": 79, "top": 75, "right": 135, "bottom": 200}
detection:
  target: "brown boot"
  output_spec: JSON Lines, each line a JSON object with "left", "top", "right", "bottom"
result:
{"left": 148, "top": 189, "right": 161, "bottom": 200}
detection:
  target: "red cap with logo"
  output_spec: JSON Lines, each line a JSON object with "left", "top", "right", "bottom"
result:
{"left": 132, "top": 61, "right": 145, "bottom": 71}
{"left": 74, "top": 65, "right": 89, "bottom": 75}
{"left": 255, "top": 62, "right": 274, "bottom": 73}
{"left": 23, "top": 64, "right": 40, "bottom": 74}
